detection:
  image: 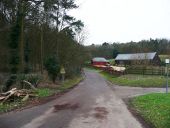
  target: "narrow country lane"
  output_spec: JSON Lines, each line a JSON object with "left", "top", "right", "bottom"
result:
{"left": 0, "top": 70, "right": 144, "bottom": 128}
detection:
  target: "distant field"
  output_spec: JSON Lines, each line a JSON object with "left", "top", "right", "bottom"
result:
{"left": 108, "top": 59, "right": 115, "bottom": 62}
{"left": 85, "top": 67, "right": 102, "bottom": 73}
{"left": 86, "top": 65, "right": 169, "bottom": 87}
{"left": 126, "top": 66, "right": 166, "bottom": 75}
{"left": 100, "top": 71, "right": 168, "bottom": 87}
{"left": 159, "top": 55, "right": 170, "bottom": 61}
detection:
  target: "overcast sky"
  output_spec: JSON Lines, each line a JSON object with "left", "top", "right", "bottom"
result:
{"left": 70, "top": 0, "right": 170, "bottom": 45}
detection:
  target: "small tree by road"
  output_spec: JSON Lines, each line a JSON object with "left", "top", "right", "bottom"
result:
{"left": 44, "top": 55, "right": 60, "bottom": 83}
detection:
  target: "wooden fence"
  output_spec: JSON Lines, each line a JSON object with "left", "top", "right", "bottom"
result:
{"left": 125, "top": 67, "right": 169, "bottom": 75}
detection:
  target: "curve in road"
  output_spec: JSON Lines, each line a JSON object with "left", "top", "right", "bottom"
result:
{"left": 0, "top": 70, "right": 146, "bottom": 128}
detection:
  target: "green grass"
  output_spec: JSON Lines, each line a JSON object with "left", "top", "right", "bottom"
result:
{"left": 0, "top": 88, "right": 53, "bottom": 113}
{"left": 85, "top": 67, "right": 102, "bottom": 73}
{"left": 58, "top": 77, "right": 83, "bottom": 91}
{"left": 131, "top": 93, "right": 170, "bottom": 128}
{"left": 100, "top": 71, "right": 168, "bottom": 87}
{"left": 159, "top": 55, "right": 170, "bottom": 61}
{"left": 0, "top": 76, "right": 83, "bottom": 113}
{"left": 35, "top": 76, "right": 83, "bottom": 97}
{"left": 108, "top": 59, "right": 115, "bottom": 65}
{"left": 0, "top": 100, "right": 24, "bottom": 113}
{"left": 36, "top": 88, "right": 55, "bottom": 97}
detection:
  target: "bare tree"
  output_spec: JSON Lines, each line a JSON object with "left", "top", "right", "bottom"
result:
{"left": 74, "top": 27, "right": 88, "bottom": 44}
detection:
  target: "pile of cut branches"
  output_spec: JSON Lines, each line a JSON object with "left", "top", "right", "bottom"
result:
{"left": 0, "top": 88, "right": 37, "bottom": 104}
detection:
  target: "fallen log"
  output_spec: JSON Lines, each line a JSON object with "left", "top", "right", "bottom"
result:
{"left": 0, "top": 96, "right": 5, "bottom": 101}
{"left": 22, "top": 94, "right": 29, "bottom": 102}
{"left": 0, "top": 88, "right": 37, "bottom": 103}
{"left": 22, "top": 80, "right": 36, "bottom": 90}
{"left": 2, "top": 88, "right": 17, "bottom": 103}
{"left": 0, "top": 88, "right": 17, "bottom": 96}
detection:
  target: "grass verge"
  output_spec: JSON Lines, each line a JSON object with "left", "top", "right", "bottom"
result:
{"left": 36, "top": 88, "right": 55, "bottom": 97}
{"left": 57, "top": 77, "right": 83, "bottom": 92}
{"left": 85, "top": 67, "right": 102, "bottom": 73}
{"left": 0, "top": 100, "right": 24, "bottom": 113}
{"left": 131, "top": 93, "right": 170, "bottom": 128}
{"left": 0, "top": 76, "right": 83, "bottom": 113}
{"left": 100, "top": 71, "right": 168, "bottom": 87}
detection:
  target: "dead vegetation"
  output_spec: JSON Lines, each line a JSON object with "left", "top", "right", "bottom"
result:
{"left": 0, "top": 88, "right": 37, "bottom": 104}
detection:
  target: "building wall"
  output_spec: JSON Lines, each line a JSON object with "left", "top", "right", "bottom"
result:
{"left": 115, "top": 53, "right": 161, "bottom": 66}
{"left": 115, "top": 58, "right": 161, "bottom": 66}
{"left": 152, "top": 55, "right": 161, "bottom": 65}
{"left": 92, "top": 61, "right": 108, "bottom": 66}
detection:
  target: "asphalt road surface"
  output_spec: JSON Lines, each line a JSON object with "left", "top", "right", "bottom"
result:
{"left": 0, "top": 70, "right": 163, "bottom": 128}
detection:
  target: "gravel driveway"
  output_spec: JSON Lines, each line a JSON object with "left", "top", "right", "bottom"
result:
{"left": 0, "top": 69, "right": 164, "bottom": 128}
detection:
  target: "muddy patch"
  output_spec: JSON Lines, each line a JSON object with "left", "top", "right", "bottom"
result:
{"left": 93, "top": 107, "right": 108, "bottom": 120}
{"left": 54, "top": 103, "right": 79, "bottom": 112}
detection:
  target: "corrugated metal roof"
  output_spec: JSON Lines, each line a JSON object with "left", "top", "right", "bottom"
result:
{"left": 92, "top": 57, "right": 109, "bottom": 62}
{"left": 115, "top": 52, "right": 157, "bottom": 60}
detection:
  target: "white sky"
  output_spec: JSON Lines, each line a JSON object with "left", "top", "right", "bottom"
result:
{"left": 70, "top": 0, "right": 170, "bottom": 45}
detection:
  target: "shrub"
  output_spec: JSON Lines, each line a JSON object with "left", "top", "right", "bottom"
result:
{"left": 2, "top": 74, "right": 42, "bottom": 91}
{"left": 44, "top": 55, "right": 60, "bottom": 83}
{"left": 28, "top": 74, "right": 42, "bottom": 87}
{"left": 2, "top": 74, "right": 17, "bottom": 92}
{"left": 17, "top": 74, "right": 42, "bottom": 89}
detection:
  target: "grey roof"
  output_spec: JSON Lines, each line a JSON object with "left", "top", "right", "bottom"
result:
{"left": 115, "top": 52, "right": 157, "bottom": 61}
{"left": 92, "top": 57, "right": 109, "bottom": 62}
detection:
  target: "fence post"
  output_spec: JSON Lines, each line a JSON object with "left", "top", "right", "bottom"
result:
{"left": 142, "top": 67, "right": 144, "bottom": 75}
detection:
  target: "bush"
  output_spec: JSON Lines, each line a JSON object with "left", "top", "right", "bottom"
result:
{"left": 36, "top": 88, "right": 53, "bottom": 97}
{"left": 28, "top": 74, "right": 42, "bottom": 87}
{"left": 65, "top": 67, "right": 78, "bottom": 78}
{"left": 109, "top": 59, "right": 115, "bottom": 65}
{"left": 17, "top": 74, "right": 42, "bottom": 89}
{"left": 2, "top": 74, "right": 42, "bottom": 91}
{"left": 160, "top": 61, "right": 166, "bottom": 66}
{"left": 2, "top": 74, "right": 17, "bottom": 92}
{"left": 44, "top": 55, "right": 60, "bottom": 83}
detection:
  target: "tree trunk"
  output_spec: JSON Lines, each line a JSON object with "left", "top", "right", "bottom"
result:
{"left": 40, "top": 25, "right": 44, "bottom": 74}
{"left": 19, "top": 1, "right": 25, "bottom": 73}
